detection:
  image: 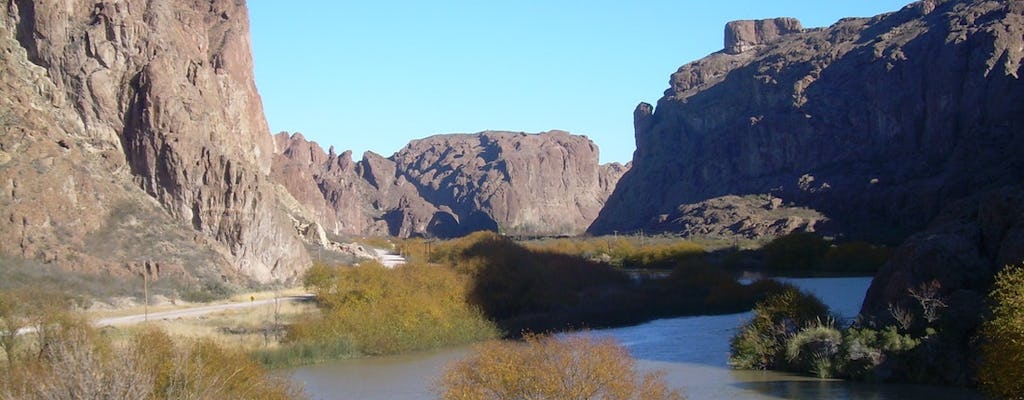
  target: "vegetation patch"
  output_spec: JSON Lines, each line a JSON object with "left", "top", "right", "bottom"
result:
{"left": 437, "top": 333, "right": 684, "bottom": 400}
{"left": 275, "top": 260, "right": 499, "bottom": 364}
{"left": 977, "top": 263, "right": 1024, "bottom": 399}
{"left": 0, "top": 294, "right": 302, "bottom": 399}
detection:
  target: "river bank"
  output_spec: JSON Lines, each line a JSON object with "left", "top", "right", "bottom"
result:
{"left": 287, "top": 277, "right": 982, "bottom": 399}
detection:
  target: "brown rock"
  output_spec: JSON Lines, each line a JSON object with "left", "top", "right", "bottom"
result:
{"left": 271, "top": 130, "right": 627, "bottom": 238}
{"left": 0, "top": 0, "right": 309, "bottom": 285}
{"left": 655, "top": 194, "right": 827, "bottom": 238}
{"left": 724, "top": 18, "right": 803, "bottom": 54}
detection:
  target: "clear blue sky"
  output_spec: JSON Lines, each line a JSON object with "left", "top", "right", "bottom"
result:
{"left": 249, "top": 1, "right": 912, "bottom": 164}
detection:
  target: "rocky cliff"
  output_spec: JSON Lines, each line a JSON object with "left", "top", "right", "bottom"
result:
{"left": 0, "top": 0, "right": 309, "bottom": 285}
{"left": 591, "top": 0, "right": 1024, "bottom": 243}
{"left": 588, "top": 0, "right": 1023, "bottom": 384}
{"left": 272, "top": 130, "right": 627, "bottom": 238}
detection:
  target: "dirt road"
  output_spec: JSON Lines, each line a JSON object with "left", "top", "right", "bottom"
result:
{"left": 94, "top": 295, "right": 314, "bottom": 327}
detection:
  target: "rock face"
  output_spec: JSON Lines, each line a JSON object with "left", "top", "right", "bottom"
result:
{"left": 724, "top": 18, "right": 803, "bottom": 54}
{"left": 652, "top": 195, "right": 827, "bottom": 239}
{"left": 861, "top": 186, "right": 1024, "bottom": 327}
{"left": 591, "top": 0, "right": 1024, "bottom": 244}
{"left": 0, "top": 0, "right": 309, "bottom": 284}
{"left": 858, "top": 186, "right": 1024, "bottom": 384}
{"left": 272, "top": 131, "right": 627, "bottom": 238}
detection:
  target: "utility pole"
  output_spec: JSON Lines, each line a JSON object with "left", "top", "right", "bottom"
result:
{"left": 142, "top": 265, "right": 149, "bottom": 322}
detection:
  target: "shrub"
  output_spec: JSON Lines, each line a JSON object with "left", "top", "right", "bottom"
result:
{"left": 619, "top": 241, "right": 705, "bottom": 269}
{"left": 785, "top": 318, "right": 842, "bottom": 378}
{"left": 729, "top": 286, "right": 831, "bottom": 370}
{"left": 2, "top": 321, "right": 154, "bottom": 400}
{"left": 761, "top": 232, "right": 830, "bottom": 271}
{"left": 0, "top": 315, "right": 302, "bottom": 400}
{"left": 0, "top": 287, "right": 83, "bottom": 365}
{"left": 436, "top": 334, "right": 685, "bottom": 400}
{"left": 977, "top": 263, "right": 1024, "bottom": 399}
{"left": 438, "top": 233, "right": 628, "bottom": 322}
{"left": 290, "top": 262, "right": 499, "bottom": 356}
{"left": 821, "top": 242, "right": 892, "bottom": 274}
{"left": 839, "top": 323, "right": 927, "bottom": 382}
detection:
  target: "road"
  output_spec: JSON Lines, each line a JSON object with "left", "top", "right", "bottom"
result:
{"left": 374, "top": 248, "right": 406, "bottom": 268}
{"left": 99, "top": 248, "right": 403, "bottom": 327}
{"left": 93, "top": 295, "right": 314, "bottom": 327}
{"left": 16, "top": 249, "right": 403, "bottom": 334}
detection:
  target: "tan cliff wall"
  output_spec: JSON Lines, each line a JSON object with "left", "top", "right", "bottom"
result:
{"left": 0, "top": 0, "right": 309, "bottom": 284}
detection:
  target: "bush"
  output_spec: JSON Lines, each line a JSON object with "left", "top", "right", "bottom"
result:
{"left": 977, "top": 263, "right": 1024, "bottom": 399}
{"left": 0, "top": 315, "right": 302, "bottom": 399}
{"left": 840, "top": 326, "right": 919, "bottom": 381}
{"left": 821, "top": 242, "right": 892, "bottom": 274}
{"left": 785, "top": 318, "right": 842, "bottom": 378}
{"left": 436, "top": 334, "right": 685, "bottom": 400}
{"left": 729, "top": 286, "right": 831, "bottom": 370}
{"left": 761, "top": 232, "right": 830, "bottom": 271}
{"left": 619, "top": 241, "right": 705, "bottom": 269}
{"left": 0, "top": 287, "right": 83, "bottom": 364}
{"left": 290, "top": 262, "right": 499, "bottom": 356}
{"left": 436, "top": 233, "right": 628, "bottom": 322}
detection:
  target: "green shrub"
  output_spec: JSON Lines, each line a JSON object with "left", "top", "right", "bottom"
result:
{"left": 785, "top": 318, "right": 842, "bottom": 378}
{"left": 619, "top": 241, "right": 705, "bottom": 269}
{"left": 729, "top": 286, "right": 831, "bottom": 370}
{"left": 253, "top": 336, "right": 358, "bottom": 369}
{"left": 977, "top": 263, "right": 1024, "bottom": 399}
{"left": 840, "top": 326, "right": 919, "bottom": 381}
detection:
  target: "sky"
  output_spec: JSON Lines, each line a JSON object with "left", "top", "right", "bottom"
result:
{"left": 249, "top": 1, "right": 913, "bottom": 164}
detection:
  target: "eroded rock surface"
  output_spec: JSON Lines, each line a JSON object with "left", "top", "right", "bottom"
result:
{"left": 272, "top": 131, "right": 627, "bottom": 238}
{"left": 724, "top": 18, "right": 803, "bottom": 54}
{"left": 592, "top": 0, "right": 1024, "bottom": 244}
{"left": 0, "top": 0, "right": 309, "bottom": 285}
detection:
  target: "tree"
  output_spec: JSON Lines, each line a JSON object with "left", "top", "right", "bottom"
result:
{"left": 977, "top": 263, "right": 1024, "bottom": 399}
{"left": 437, "top": 334, "right": 684, "bottom": 400}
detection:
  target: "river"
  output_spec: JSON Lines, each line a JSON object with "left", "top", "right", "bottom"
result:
{"left": 289, "top": 277, "right": 982, "bottom": 399}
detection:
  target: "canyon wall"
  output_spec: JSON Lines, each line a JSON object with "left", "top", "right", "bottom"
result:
{"left": 272, "top": 131, "right": 627, "bottom": 238}
{"left": 0, "top": 0, "right": 309, "bottom": 284}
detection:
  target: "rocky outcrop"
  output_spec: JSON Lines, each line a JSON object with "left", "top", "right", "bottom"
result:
{"left": 651, "top": 195, "right": 827, "bottom": 239}
{"left": 857, "top": 186, "right": 1024, "bottom": 384}
{"left": 0, "top": 0, "right": 309, "bottom": 284}
{"left": 591, "top": 0, "right": 1024, "bottom": 244}
{"left": 272, "top": 130, "right": 627, "bottom": 238}
{"left": 724, "top": 18, "right": 803, "bottom": 54}
{"left": 861, "top": 186, "right": 1024, "bottom": 329}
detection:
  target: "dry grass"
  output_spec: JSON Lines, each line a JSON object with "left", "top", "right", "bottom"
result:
{"left": 100, "top": 296, "right": 318, "bottom": 353}
{"left": 87, "top": 286, "right": 308, "bottom": 319}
